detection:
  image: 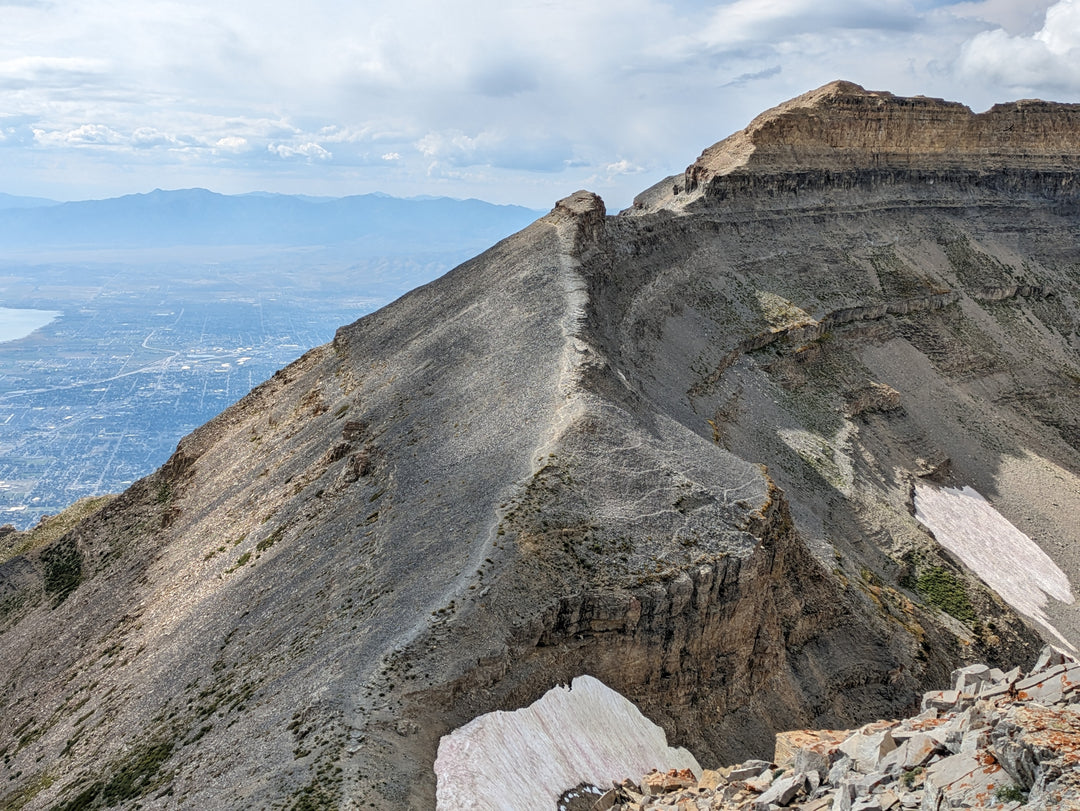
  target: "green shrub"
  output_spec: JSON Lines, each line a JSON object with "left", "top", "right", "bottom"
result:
{"left": 41, "top": 538, "right": 82, "bottom": 605}
{"left": 916, "top": 566, "right": 976, "bottom": 624}
{"left": 50, "top": 739, "right": 175, "bottom": 810}
{"left": 994, "top": 784, "right": 1026, "bottom": 803}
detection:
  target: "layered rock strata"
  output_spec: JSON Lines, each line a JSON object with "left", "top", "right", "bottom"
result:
{"left": 2, "top": 83, "right": 1080, "bottom": 809}
{"left": 633, "top": 81, "right": 1080, "bottom": 212}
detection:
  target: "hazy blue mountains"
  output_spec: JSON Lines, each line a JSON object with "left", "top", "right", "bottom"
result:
{"left": 0, "top": 188, "right": 539, "bottom": 251}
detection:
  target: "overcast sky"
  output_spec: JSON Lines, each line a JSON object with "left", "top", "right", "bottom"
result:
{"left": 1, "top": 0, "right": 1076, "bottom": 209}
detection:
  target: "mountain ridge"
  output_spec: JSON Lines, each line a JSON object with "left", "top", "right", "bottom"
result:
{"left": 633, "top": 80, "right": 1080, "bottom": 213}
{"left": 2, "top": 82, "right": 1080, "bottom": 809}
{"left": 0, "top": 189, "right": 541, "bottom": 250}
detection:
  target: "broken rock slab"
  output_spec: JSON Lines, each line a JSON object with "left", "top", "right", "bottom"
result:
{"left": 921, "top": 751, "right": 1006, "bottom": 809}
{"left": 600, "top": 646, "right": 1080, "bottom": 811}
{"left": 838, "top": 722, "right": 898, "bottom": 773}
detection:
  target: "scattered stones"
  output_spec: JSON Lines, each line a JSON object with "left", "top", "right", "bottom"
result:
{"left": 642, "top": 768, "right": 697, "bottom": 795}
{"left": 599, "top": 645, "right": 1080, "bottom": 810}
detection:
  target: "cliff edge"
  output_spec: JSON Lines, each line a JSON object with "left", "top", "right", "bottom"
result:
{"left": 633, "top": 80, "right": 1080, "bottom": 212}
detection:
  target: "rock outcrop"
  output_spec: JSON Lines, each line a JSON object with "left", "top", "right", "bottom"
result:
{"left": 633, "top": 80, "right": 1080, "bottom": 212}
{"left": 598, "top": 646, "right": 1080, "bottom": 810}
{"left": 2, "top": 82, "right": 1080, "bottom": 809}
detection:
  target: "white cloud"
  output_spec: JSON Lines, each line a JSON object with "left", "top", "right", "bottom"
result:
{"left": 381, "top": 152, "right": 400, "bottom": 161}
{"left": 268, "top": 142, "right": 332, "bottom": 161}
{"left": 946, "top": 0, "right": 1057, "bottom": 34}
{"left": 0, "top": 56, "right": 106, "bottom": 88}
{"left": 416, "top": 130, "right": 572, "bottom": 172}
{"left": 214, "top": 136, "right": 249, "bottom": 153}
{"left": 132, "top": 127, "right": 180, "bottom": 148}
{"left": 959, "top": 0, "right": 1080, "bottom": 91}
{"left": 602, "top": 159, "right": 645, "bottom": 177}
{"left": 1, "top": 0, "right": 1079, "bottom": 207}
{"left": 697, "top": 0, "right": 917, "bottom": 50}
{"left": 33, "top": 123, "right": 124, "bottom": 147}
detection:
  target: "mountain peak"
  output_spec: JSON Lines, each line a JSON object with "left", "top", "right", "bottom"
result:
{"left": 633, "top": 81, "right": 1080, "bottom": 212}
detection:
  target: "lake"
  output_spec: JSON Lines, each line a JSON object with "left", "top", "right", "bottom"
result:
{"left": 0, "top": 307, "right": 61, "bottom": 342}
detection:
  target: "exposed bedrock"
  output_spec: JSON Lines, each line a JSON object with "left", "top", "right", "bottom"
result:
{"left": 1, "top": 81, "right": 1079, "bottom": 810}
{"left": 395, "top": 476, "right": 976, "bottom": 808}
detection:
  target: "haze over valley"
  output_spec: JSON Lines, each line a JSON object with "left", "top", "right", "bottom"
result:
{"left": 0, "top": 191, "right": 539, "bottom": 527}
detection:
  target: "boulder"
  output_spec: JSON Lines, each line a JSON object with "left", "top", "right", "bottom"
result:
{"left": 921, "top": 752, "right": 1005, "bottom": 809}
{"left": 838, "top": 725, "right": 898, "bottom": 774}
{"left": 754, "top": 772, "right": 807, "bottom": 808}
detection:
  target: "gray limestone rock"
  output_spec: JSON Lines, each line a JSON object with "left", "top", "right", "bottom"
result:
{"left": 921, "top": 691, "right": 960, "bottom": 713}
{"left": 729, "top": 761, "right": 775, "bottom": 781}
{"left": 951, "top": 664, "right": 991, "bottom": 695}
{"left": 755, "top": 772, "right": 807, "bottom": 808}
{"left": 6, "top": 81, "right": 1080, "bottom": 810}
{"left": 839, "top": 728, "right": 897, "bottom": 774}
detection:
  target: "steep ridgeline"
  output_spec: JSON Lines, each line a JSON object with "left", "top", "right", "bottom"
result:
{"left": 2, "top": 82, "right": 1080, "bottom": 810}
{"left": 633, "top": 79, "right": 1080, "bottom": 212}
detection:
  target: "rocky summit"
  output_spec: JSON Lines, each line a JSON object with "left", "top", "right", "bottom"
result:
{"left": 2, "top": 81, "right": 1080, "bottom": 810}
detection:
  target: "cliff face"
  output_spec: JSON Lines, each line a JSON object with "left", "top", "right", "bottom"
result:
{"left": 2, "top": 83, "right": 1080, "bottom": 810}
{"left": 633, "top": 80, "right": 1080, "bottom": 210}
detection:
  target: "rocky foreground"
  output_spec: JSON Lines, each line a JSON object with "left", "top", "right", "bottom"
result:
{"left": 575, "top": 646, "right": 1080, "bottom": 811}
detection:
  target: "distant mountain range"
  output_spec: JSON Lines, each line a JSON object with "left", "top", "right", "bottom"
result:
{"left": 0, "top": 188, "right": 543, "bottom": 251}
{"left": 0, "top": 192, "right": 58, "bottom": 210}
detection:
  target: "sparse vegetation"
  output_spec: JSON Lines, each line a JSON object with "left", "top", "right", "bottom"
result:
{"left": 0, "top": 496, "right": 113, "bottom": 565}
{"left": 993, "top": 784, "right": 1026, "bottom": 803}
{"left": 0, "top": 769, "right": 54, "bottom": 810}
{"left": 257, "top": 527, "right": 283, "bottom": 552}
{"left": 901, "top": 767, "right": 924, "bottom": 789}
{"left": 915, "top": 566, "right": 976, "bottom": 624}
{"left": 41, "top": 538, "right": 82, "bottom": 605}
{"left": 50, "top": 739, "right": 176, "bottom": 811}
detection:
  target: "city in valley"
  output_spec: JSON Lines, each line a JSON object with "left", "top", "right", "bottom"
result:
{"left": 0, "top": 191, "right": 539, "bottom": 529}
{"left": 0, "top": 249, "right": 451, "bottom": 528}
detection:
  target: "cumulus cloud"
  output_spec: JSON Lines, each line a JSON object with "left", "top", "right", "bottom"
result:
{"left": 33, "top": 123, "right": 125, "bottom": 147}
{"left": 3, "top": 0, "right": 1080, "bottom": 206}
{"left": 959, "top": 0, "right": 1080, "bottom": 90}
{"left": 416, "top": 130, "right": 572, "bottom": 172}
{"left": 0, "top": 117, "right": 36, "bottom": 147}
{"left": 132, "top": 127, "right": 180, "bottom": 148}
{"left": 268, "top": 142, "right": 332, "bottom": 161}
{"left": 213, "top": 136, "right": 249, "bottom": 153}
{"left": 602, "top": 159, "right": 645, "bottom": 177}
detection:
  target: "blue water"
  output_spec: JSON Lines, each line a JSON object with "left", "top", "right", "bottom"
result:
{"left": 0, "top": 307, "right": 61, "bottom": 342}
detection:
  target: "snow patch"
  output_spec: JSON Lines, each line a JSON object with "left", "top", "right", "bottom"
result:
{"left": 914, "top": 483, "right": 1074, "bottom": 644}
{"left": 434, "top": 675, "right": 700, "bottom": 811}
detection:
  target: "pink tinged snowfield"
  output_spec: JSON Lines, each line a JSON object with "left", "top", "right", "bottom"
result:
{"left": 914, "top": 483, "right": 1075, "bottom": 645}
{"left": 434, "top": 675, "right": 701, "bottom": 811}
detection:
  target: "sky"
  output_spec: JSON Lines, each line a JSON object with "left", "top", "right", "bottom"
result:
{"left": 0, "top": 0, "right": 1077, "bottom": 210}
